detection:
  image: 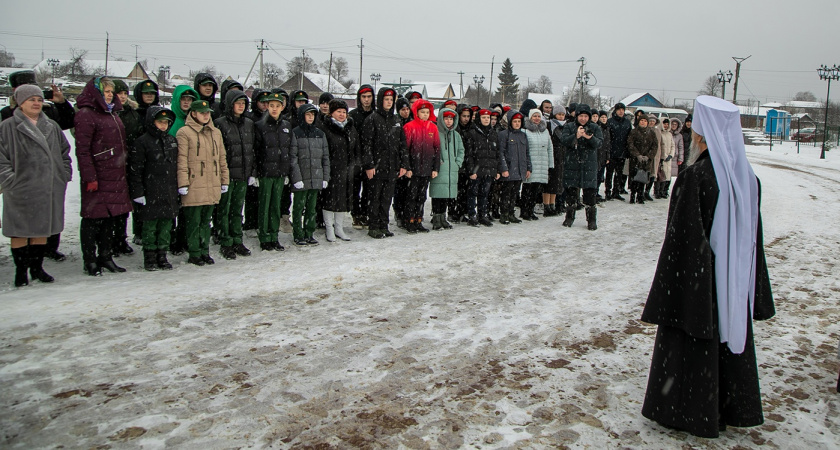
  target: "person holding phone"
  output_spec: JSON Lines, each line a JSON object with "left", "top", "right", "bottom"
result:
{"left": 558, "top": 104, "right": 603, "bottom": 230}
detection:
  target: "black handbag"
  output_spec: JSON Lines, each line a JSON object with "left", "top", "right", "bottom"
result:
{"left": 633, "top": 169, "right": 649, "bottom": 183}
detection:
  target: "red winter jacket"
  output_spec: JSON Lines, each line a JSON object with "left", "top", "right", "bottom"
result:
{"left": 74, "top": 78, "right": 133, "bottom": 219}
{"left": 403, "top": 100, "right": 441, "bottom": 177}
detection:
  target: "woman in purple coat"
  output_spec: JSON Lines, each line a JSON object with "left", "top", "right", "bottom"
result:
{"left": 74, "top": 77, "right": 133, "bottom": 276}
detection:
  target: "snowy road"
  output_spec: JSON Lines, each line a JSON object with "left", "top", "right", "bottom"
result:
{"left": 0, "top": 144, "right": 838, "bottom": 448}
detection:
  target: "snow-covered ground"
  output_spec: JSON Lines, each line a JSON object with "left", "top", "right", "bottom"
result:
{"left": 0, "top": 138, "right": 839, "bottom": 448}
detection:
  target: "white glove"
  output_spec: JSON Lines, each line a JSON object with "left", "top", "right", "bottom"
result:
{"left": 284, "top": 177, "right": 289, "bottom": 186}
{"left": 221, "top": 185, "right": 229, "bottom": 193}
{"left": 322, "top": 180, "right": 328, "bottom": 189}
{"left": 293, "top": 181, "right": 304, "bottom": 190}
{"left": 178, "top": 187, "right": 189, "bottom": 196}
{"left": 133, "top": 196, "right": 146, "bottom": 205}
{"left": 248, "top": 177, "right": 258, "bottom": 187}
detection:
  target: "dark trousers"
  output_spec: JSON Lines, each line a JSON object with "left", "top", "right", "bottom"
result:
{"left": 501, "top": 180, "right": 522, "bottom": 216}
{"left": 431, "top": 198, "right": 452, "bottom": 215}
{"left": 217, "top": 180, "right": 247, "bottom": 246}
{"left": 80, "top": 216, "right": 118, "bottom": 263}
{"left": 565, "top": 187, "right": 597, "bottom": 207}
{"left": 393, "top": 176, "right": 409, "bottom": 220}
{"left": 113, "top": 212, "right": 130, "bottom": 245}
{"left": 183, "top": 205, "right": 214, "bottom": 258}
{"left": 404, "top": 176, "right": 430, "bottom": 221}
{"left": 171, "top": 209, "right": 187, "bottom": 252}
{"left": 142, "top": 218, "right": 173, "bottom": 251}
{"left": 490, "top": 179, "right": 502, "bottom": 213}
{"left": 468, "top": 175, "right": 493, "bottom": 218}
{"left": 521, "top": 182, "right": 542, "bottom": 213}
{"left": 352, "top": 166, "right": 369, "bottom": 220}
{"left": 605, "top": 157, "right": 625, "bottom": 193}
{"left": 292, "top": 189, "right": 319, "bottom": 240}
{"left": 280, "top": 182, "right": 292, "bottom": 216}
{"left": 455, "top": 172, "right": 471, "bottom": 217}
{"left": 367, "top": 177, "right": 396, "bottom": 230}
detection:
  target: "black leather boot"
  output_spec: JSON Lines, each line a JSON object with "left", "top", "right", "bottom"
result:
{"left": 156, "top": 250, "right": 173, "bottom": 270}
{"left": 98, "top": 256, "right": 127, "bottom": 273}
{"left": 586, "top": 206, "right": 598, "bottom": 231}
{"left": 28, "top": 244, "right": 55, "bottom": 283}
{"left": 562, "top": 206, "right": 575, "bottom": 227}
{"left": 143, "top": 250, "right": 158, "bottom": 271}
{"left": 12, "top": 247, "right": 29, "bottom": 287}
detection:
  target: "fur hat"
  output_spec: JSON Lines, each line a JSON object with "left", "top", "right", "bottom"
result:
{"left": 9, "top": 70, "right": 37, "bottom": 88}
{"left": 328, "top": 99, "right": 348, "bottom": 114}
{"left": 13, "top": 84, "right": 43, "bottom": 105}
{"left": 576, "top": 104, "right": 591, "bottom": 117}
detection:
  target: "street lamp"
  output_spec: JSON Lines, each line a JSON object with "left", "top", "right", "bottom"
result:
{"left": 817, "top": 64, "right": 840, "bottom": 160}
{"left": 473, "top": 74, "right": 485, "bottom": 106}
{"left": 717, "top": 70, "right": 733, "bottom": 100}
{"left": 47, "top": 58, "right": 60, "bottom": 84}
{"left": 576, "top": 71, "right": 592, "bottom": 104}
{"left": 370, "top": 72, "right": 381, "bottom": 92}
{"left": 266, "top": 69, "right": 278, "bottom": 89}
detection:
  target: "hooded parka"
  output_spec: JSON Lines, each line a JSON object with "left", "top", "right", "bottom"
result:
{"left": 74, "top": 77, "right": 133, "bottom": 219}
{"left": 463, "top": 119, "right": 501, "bottom": 178}
{"left": 176, "top": 111, "right": 229, "bottom": 207}
{"left": 213, "top": 79, "right": 244, "bottom": 119}
{"left": 607, "top": 110, "right": 633, "bottom": 160}
{"left": 360, "top": 87, "right": 409, "bottom": 180}
{"left": 133, "top": 79, "right": 160, "bottom": 121}
{"left": 627, "top": 121, "right": 659, "bottom": 175}
{"left": 669, "top": 119, "right": 684, "bottom": 177}
{"left": 523, "top": 110, "right": 553, "bottom": 184}
{"left": 214, "top": 90, "right": 256, "bottom": 182}
{"left": 128, "top": 107, "right": 180, "bottom": 220}
{"left": 0, "top": 107, "right": 72, "bottom": 237}
{"left": 348, "top": 84, "right": 376, "bottom": 136}
{"left": 193, "top": 73, "right": 219, "bottom": 117}
{"left": 497, "top": 110, "right": 531, "bottom": 182}
{"left": 560, "top": 118, "right": 604, "bottom": 190}
{"left": 429, "top": 107, "right": 465, "bottom": 198}
{"left": 290, "top": 104, "right": 330, "bottom": 191}
{"left": 254, "top": 112, "right": 293, "bottom": 178}
{"left": 169, "top": 85, "right": 200, "bottom": 137}
{"left": 403, "top": 100, "right": 441, "bottom": 177}
{"left": 319, "top": 114, "right": 359, "bottom": 211}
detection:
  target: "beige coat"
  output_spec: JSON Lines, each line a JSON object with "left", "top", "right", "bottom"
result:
{"left": 176, "top": 114, "right": 229, "bottom": 207}
{"left": 658, "top": 124, "right": 675, "bottom": 180}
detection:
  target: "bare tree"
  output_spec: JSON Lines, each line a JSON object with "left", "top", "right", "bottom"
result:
{"left": 319, "top": 56, "right": 349, "bottom": 84}
{"left": 286, "top": 55, "right": 318, "bottom": 78}
{"left": 63, "top": 47, "right": 89, "bottom": 80}
{"left": 697, "top": 75, "right": 721, "bottom": 97}
{"left": 793, "top": 91, "right": 817, "bottom": 102}
{"left": 263, "top": 62, "right": 284, "bottom": 88}
{"left": 535, "top": 75, "right": 552, "bottom": 94}
{"left": 567, "top": 85, "right": 600, "bottom": 107}
{"left": 0, "top": 50, "right": 25, "bottom": 68}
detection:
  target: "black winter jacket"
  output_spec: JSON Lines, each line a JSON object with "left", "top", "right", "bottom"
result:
{"left": 132, "top": 79, "right": 160, "bottom": 121}
{"left": 349, "top": 84, "right": 376, "bottom": 136}
{"left": 360, "top": 87, "right": 409, "bottom": 179}
{"left": 560, "top": 121, "right": 603, "bottom": 189}
{"left": 464, "top": 122, "right": 501, "bottom": 178}
{"left": 214, "top": 90, "right": 256, "bottom": 182}
{"left": 319, "top": 117, "right": 359, "bottom": 211}
{"left": 118, "top": 101, "right": 144, "bottom": 149}
{"left": 127, "top": 106, "right": 180, "bottom": 220}
{"left": 254, "top": 114, "right": 292, "bottom": 178}
{"left": 607, "top": 112, "right": 632, "bottom": 160}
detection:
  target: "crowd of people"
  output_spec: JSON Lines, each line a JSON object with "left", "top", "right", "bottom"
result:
{"left": 0, "top": 69, "right": 696, "bottom": 285}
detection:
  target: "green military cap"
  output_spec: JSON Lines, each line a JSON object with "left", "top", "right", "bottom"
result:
{"left": 266, "top": 92, "right": 285, "bottom": 104}
{"left": 190, "top": 100, "right": 212, "bottom": 112}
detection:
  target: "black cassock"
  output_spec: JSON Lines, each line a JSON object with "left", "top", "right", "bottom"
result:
{"left": 641, "top": 151, "right": 775, "bottom": 438}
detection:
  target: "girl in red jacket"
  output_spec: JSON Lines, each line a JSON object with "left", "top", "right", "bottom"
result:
{"left": 402, "top": 100, "right": 440, "bottom": 233}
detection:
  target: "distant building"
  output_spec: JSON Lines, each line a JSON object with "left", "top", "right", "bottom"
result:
{"left": 617, "top": 92, "right": 665, "bottom": 109}
{"left": 279, "top": 72, "right": 348, "bottom": 99}
{"left": 34, "top": 59, "right": 149, "bottom": 84}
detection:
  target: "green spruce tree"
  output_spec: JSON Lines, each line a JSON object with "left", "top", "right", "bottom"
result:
{"left": 496, "top": 58, "right": 520, "bottom": 104}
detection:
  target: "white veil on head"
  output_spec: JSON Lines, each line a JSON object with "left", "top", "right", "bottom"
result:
{"left": 692, "top": 95, "right": 760, "bottom": 354}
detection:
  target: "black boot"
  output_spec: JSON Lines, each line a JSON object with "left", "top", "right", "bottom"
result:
{"left": 629, "top": 190, "right": 636, "bottom": 204}
{"left": 28, "top": 244, "right": 55, "bottom": 283}
{"left": 644, "top": 182, "right": 654, "bottom": 201}
{"left": 12, "top": 247, "right": 29, "bottom": 287}
{"left": 586, "top": 206, "right": 598, "bottom": 231}
{"left": 499, "top": 214, "right": 510, "bottom": 225}
{"left": 431, "top": 214, "right": 443, "bottom": 230}
{"left": 611, "top": 190, "right": 626, "bottom": 201}
{"left": 143, "top": 250, "right": 158, "bottom": 271}
{"left": 416, "top": 218, "right": 430, "bottom": 233}
{"left": 98, "top": 256, "right": 127, "bottom": 273}
{"left": 156, "top": 250, "right": 173, "bottom": 270}
{"left": 84, "top": 262, "right": 102, "bottom": 276}
{"left": 562, "top": 206, "right": 575, "bottom": 227}
{"left": 441, "top": 214, "right": 453, "bottom": 229}
{"left": 544, "top": 204, "right": 557, "bottom": 217}
{"left": 662, "top": 180, "right": 671, "bottom": 199}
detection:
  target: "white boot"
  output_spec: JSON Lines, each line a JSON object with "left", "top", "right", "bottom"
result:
{"left": 334, "top": 212, "right": 351, "bottom": 241}
{"left": 323, "top": 210, "right": 336, "bottom": 242}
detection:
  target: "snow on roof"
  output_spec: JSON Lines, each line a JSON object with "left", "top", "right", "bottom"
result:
{"left": 784, "top": 101, "right": 822, "bottom": 109}
{"left": 618, "top": 92, "right": 647, "bottom": 106}
{"left": 301, "top": 72, "right": 346, "bottom": 93}
{"left": 33, "top": 59, "right": 145, "bottom": 79}
{"left": 761, "top": 102, "right": 784, "bottom": 109}
{"left": 407, "top": 82, "right": 455, "bottom": 99}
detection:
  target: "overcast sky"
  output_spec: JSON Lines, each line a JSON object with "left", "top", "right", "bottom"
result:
{"left": 2, "top": 0, "right": 837, "bottom": 106}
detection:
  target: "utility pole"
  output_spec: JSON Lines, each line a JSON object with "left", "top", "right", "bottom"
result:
{"left": 457, "top": 71, "right": 465, "bottom": 99}
{"left": 258, "top": 39, "right": 267, "bottom": 89}
{"left": 299, "top": 49, "right": 305, "bottom": 90}
{"left": 104, "top": 32, "right": 109, "bottom": 76}
{"left": 731, "top": 55, "right": 751, "bottom": 104}
{"left": 569, "top": 57, "right": 585, "bottom": 106}
{"left": 488, "top": 56, "right": 495, "bottom": 105}
{"left": 131, "top": 44, "right": 140, "bottom": 84}
{"left": 328, "top": 52, "right": 333, "bottom": 93}
{"left": 358, "top": 38, "right": 364, "bottom": 88}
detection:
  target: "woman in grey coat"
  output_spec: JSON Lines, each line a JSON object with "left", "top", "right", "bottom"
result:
{"left": 522, "top": 109, "right": 553, "bottom": 220}
{"left": 0, "top": 85, "right": 72, "bottom": 287}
